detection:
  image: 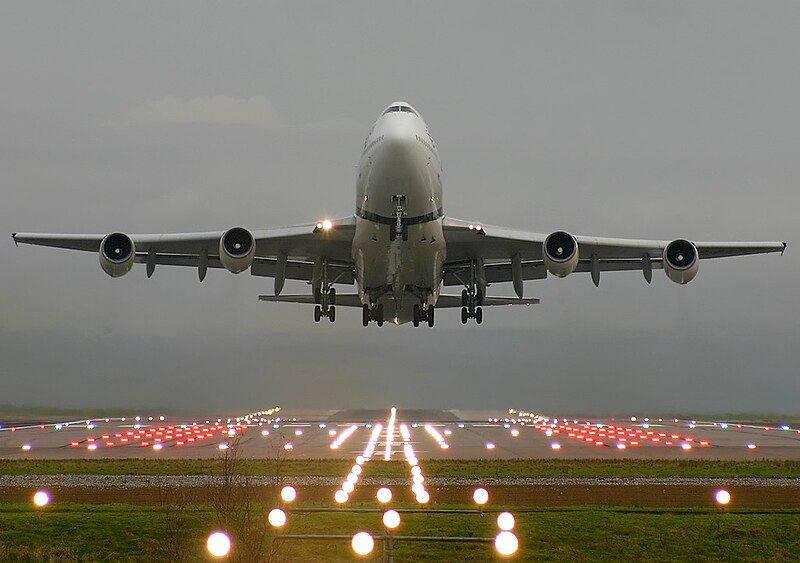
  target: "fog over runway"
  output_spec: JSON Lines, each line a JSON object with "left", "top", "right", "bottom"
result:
{"left": 2, "top": 407, "right": 799, "bottom": 462}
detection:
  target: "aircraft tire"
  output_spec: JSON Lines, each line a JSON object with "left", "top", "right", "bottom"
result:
{"left": 362, "top": 304, "right": 369, "bottom": 327}
{"left": 314, "top": 305, "right": 322, "bottom": 322}
{"left": 461, "top": 307, "right": 468, "bottom": 324}
{"left": 427, "top": 305, "right": 435, "bottom": 327}
{"left": 329, "top": 288, "right": 336, "bottom": 306}
{"left": 476, "top": 307, "right": 483, "bottom": 324}
{"left": 328, "top": 306, "right": 336, "bottom": 323}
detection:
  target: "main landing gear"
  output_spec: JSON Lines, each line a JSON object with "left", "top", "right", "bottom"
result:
{"left": 460, "top": 288, "right": 483, "bottom": 324}
{"left": 362, "top": 303, "right": 385, "bottom": 327}
{"left": 314, "top": 287, "right": 336, "bottom": 323}
{"left": 412, "top": 304, "right": 435, "bottom": 327}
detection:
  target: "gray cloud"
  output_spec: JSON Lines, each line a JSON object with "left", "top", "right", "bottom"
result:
{"left": 116, "top": 95, "right": 283, "bottom": 127}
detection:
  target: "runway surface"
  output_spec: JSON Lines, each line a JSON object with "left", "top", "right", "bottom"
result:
{"left": 2, "top": 406, "right": 799, "bottom": 461}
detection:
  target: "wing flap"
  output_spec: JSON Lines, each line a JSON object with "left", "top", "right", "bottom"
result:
{"left": 259, "top": 293, "right": 364, "bottom": 307}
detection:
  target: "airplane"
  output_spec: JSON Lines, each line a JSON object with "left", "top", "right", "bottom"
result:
{"left": 12, "top": 101, "right": 786, "bottom": 327}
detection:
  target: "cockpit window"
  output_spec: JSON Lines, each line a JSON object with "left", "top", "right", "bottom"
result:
{"left": 383, "top": 105, "right": 417, "bottom": 115}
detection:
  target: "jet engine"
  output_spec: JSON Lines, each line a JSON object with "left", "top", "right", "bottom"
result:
{"left": 99, "top": 232, "right": 135, "bottom": 278}
{"left": 543, "top": 231, "right": 579, "bottom": 277}
{"left": 219, "top": 227, "right": 256, "bottom": 274}
{"left": 663, "top": 239, "right": 699, "bottom": 284}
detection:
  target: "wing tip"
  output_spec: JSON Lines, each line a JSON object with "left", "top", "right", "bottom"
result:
{"left": 782, "top": 242, "right": 787, "bottom": 256}
{"left": 11, "top": 233, "right": 17, "bottom": 246}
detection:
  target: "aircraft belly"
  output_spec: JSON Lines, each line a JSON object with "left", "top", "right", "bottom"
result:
{"left": 352, "top": 218, "right": 446, "bottom": 311}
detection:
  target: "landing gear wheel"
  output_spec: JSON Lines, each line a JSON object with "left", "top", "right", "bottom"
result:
{"left": 475, "top": 307, "right": 483, "bottom": 324}
{"left": 427, "top": 305, "right": 435, "bottom": 327}
{"left": 401, "top": 225, "right": 409, "bottom": 242}
{"left": 412, "top": 304, "right": 420, "bottom": 327}
{"left": 362, "top": 304, "right": 369, "bottom": 327}
{"left": 477, "top": 288, "right": 485, "bottom": 307}
{"left": 377, "top": 304, "right": 384, "bottom": 326}
{"left": 329, "top": 288, "right": 336, "bottom": 306}
{"left": 389, "top": 228, "right": 396, "bottom": 242}
{"left": 314, "top": 305, "right": 322, "bottom": 323}
{"left": 328, "top": 306, "right": 336, "bottom": 323}
{"left": 461, "top": 307, "right": 468, "bottom": 324}
{"left": 461, "top": 289, "right": 469, "bottom": 307}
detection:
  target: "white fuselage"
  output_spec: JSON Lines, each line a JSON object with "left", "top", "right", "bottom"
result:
{"left": 351, "top": 102, "right": 446, "bottom": 323}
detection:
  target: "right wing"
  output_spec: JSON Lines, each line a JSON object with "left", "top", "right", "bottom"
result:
{"left": 12, "top": 216, "right": 357, "bottom": 286}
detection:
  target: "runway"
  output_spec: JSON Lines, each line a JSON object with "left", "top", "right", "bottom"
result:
{"left": 2, "top": 407, "right": 799, "bottom": 461}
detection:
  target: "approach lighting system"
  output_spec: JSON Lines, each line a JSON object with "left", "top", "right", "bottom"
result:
{"left": 33, "top": 490, "right": 50, "bottom": 507}
{"left": 280, "top": 486, "right": 297, "bottom": 503}
{"left": 715, "top": 489, "right": 732, "bottom": 506}
{"left": 494, "top": 531, "right": 519, "bottom": 556}
{"left": 473, "top": 488, "right": 489, "bottom": 506}
{"left": 268, "top": 508, "right": 287, "bottom": 528}
{"left": 383, "top": 509, "right": 401, "bottom": 529}
{"left": 497, "top": 512, "right": 515, "bottom": 531}
{"left": 351, "top": 531, "right": 374, "bottom": 556}
{"left": 376, "top": 487, "right": 393, "bottom": 504}
{"left": 206, "top": 531, "right": 232, "bottom": 557}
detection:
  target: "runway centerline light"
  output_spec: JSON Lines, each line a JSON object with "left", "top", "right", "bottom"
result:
{"left": 268, "top": 508, "right": 287, "bottom": 528}
{"left": 383, "top": 509, "right": 401, "bottom": 529}
{"left": 376, "top": 487, "right": 393, "bottom": 504}
{"left": 497, "top": 512, "right": 515, "bottom": 531}
{"left": 473, "top": 488, "right": 489, "bottom": 506}
{"left": 280, "top": 486, "right": 297, "bottom": 503}
{"left": 351, "top": 531, "right": 374, "bottom": 556}
{"left": 715, "top": 489, "right": 732, "bottom": 506}
{"left": 206, "top": 531, "right": 231, "bottom": 557}
{"left": 495, "top": 531, "right": 519, "bottom": 556}
{"left": 33, "top": 490, "right": 50, "bottom": 507}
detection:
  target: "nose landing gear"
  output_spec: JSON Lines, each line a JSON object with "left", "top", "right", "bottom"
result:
{"left": 314, "top": 287, "right": 336, "bottom": 323}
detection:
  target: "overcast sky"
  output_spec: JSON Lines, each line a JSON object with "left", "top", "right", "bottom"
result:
{"left": 1, "top": 2, "right": 798, "bottom": 415}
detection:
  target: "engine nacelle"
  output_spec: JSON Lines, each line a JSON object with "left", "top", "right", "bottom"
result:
{"left": 664, "top": 239, "right": 699, "bottom": 284}
{"left": 99, "top": 232, "right": 135, "bottom": 278}
{"left": 543, "top": 231, "right": 579, "bottom": 277}
{"left": 219, "top": 227, "right": 255, "bottom": 274}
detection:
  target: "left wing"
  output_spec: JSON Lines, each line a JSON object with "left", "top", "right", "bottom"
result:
{"left": 12, "top": 217, "right": 357, "bottom": 287}
{"left": 259, "top": 293, "right": 540, "bottom": 308}
{"left": 442, "top": 217, "right": 786, "bottom": 291}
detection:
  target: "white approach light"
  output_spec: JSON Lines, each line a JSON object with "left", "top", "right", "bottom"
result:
{"left": 206, "top": 531, "right": 232, "bottom": 557}
{"left": 383, "top": 509, "right": 401, "bottom": 529}
{"left": 494, "top": 531, "right": 519, "bottom": 556}
{"left": 497, "top": 512, "right": 515, "bottom": 531}
{"left": 473, "top": 488, "right": 489, "bottom": 506}
{"left": 715, "top": 489, "right": 732, "bottom": 506}
{"left": 268, "top": 508, "right": 287, "bottom": 528}
{"left": 342, "top": 481, "right": 355, "bottom": 494}
{"left": 334, "top": 489, "right": 349, "bottom": 504}
{"left": 33, "top": 490, "right": 50, "bottom": 507}
{"left": 280, "top": 486, "right": 297, "bottom": 503}
{"left": 351, "top": 531, "right": 374, "bottom": 556}
{"left": 411, "top": 465, "right": 422, "bottom": 476}
{"left": 376, "top": 487, "right": 393, "bottom": 504}
{"left": 415, "top": 490, "right": 430, "bottom": 504}
{"left": 551, "top": 442, "right": 561, "bottom": 450}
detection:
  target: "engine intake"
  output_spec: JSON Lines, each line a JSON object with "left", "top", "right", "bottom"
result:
{"left": 219, "top": 227, "right": 255, "bottom": 274}
{"left": 99, "top": 232, "right": 135, "bottom": 277}
{"left": 664, "top": 239, "right": 699, "bottom": 284}
{"left": 543, "top": 231, "right": 579, "bottom": 277}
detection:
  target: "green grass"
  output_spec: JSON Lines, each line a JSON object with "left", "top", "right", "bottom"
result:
{"left": 2, "top": 458, "right": 800, "bottom": 477}
{"left": 0, "top": 502, "right": 798, "bottom": 562}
